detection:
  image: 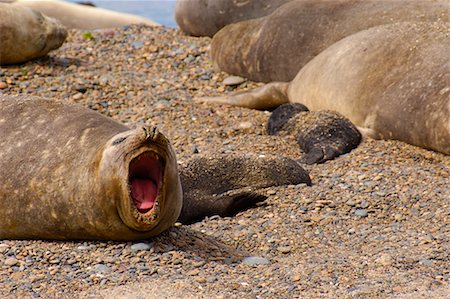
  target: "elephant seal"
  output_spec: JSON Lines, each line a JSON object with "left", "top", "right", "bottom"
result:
{"left": 178, "top": 153, "right": 311, "bottom": 224}
{"left": 200, "top": 22, "right": 450, "bottom": 155}
{"left": 11, "top": 0, "right": 159, "bottom": 30}
{"left": 0, "top": 96, "right": 309, "bottom": 240}
{"left": 0, "top": 3, "right": 67, "bottom": 65}
{"left": 0, "top": 95, "right": 182, "bottom": 240}
{"left": 267, "top": 104, "right": 362, "bottom": 164}
{"left": 175, "top": 0, "right": 291, "bottom": 37}
{"left": 211, "top": 0, "right": 450, "bottom": 82}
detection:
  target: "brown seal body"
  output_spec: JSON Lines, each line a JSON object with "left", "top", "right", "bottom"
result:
{"left": 211, "top": 0, "right": 449, "bottom": 82}
{"left": 175, "top": 0, "right": 291, "bottom": 37}
{"left": 200, "top": 22, "right": 450, "bottom": 155}
{"left": 0, "top": 3, "right": 67, "bottom": 65}
{"left": 0, "top": 95, "right": 182, "bottom": 240}
{"left": 12, "top": 0, "right": 159, "bottom": 30}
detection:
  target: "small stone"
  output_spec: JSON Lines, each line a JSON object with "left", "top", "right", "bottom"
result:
{"left": 355, "top": 209, "right": 368, "bottom": 217}
{"left": 0, "top": 82, "right": 7, "bottom": 89}
{"left": 74, "top": 84, "right": 88, "bottom": 93}
{"left": 277, "top": 246, "right": 292, "bottom": 254}
{"left": 30, "top": 274, "right": 46, "bottom": 283}
{"left": 192, "top": 261, "right": 206, "bottom": 268}
{"left": 223, "top": 75, "right": 245, "bottom": 86}
{"left": 94, "top": 264, "right": 111, "bottom": 273}
{"left": 187, "top": 269, "right": 200, "bottom": 276}
{"left": 131, "top": 243, "right": 151, "bottom": 251}
{"left": 194, "top": 276, "right": 207, "bottom": 283}
{"left": 419, "top": 259, "right": 433, "bottom": 266}
{"left": 346, "top": 200, "right": 357, "bottom": 206}
{"left": 242, "top": 256, "right": 270, "bottom": 265}
{"left": 359, "top": 201, "right": 370, "bottom": 209}
{"left": 131, "top": 41, "right": 144, "bottom": 49}
{"left": 4, "top": 257, "right": 18, "bottom": 266}
{"left": 376, "top": 254, "right": 393, "bottom": 266}
{"left": 0, "top": 244, "right": 9, "bottom": 253}
{"left": 266, "top": 189, "right": 277, "bottom": 195}
{"left": 77, "top": 245, "right": 91, "bottom": 251}
{"left": 238, "top": 121, "right": 253, "bottom": 130}
{"left": 73, "top": 93, "right": 83, "bottom": 100}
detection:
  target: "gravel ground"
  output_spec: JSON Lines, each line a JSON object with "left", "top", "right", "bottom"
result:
{"left": 0, "top": 25, "right": 449, "bottom": 298}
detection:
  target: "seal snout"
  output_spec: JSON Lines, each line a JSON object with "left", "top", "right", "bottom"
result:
{"left": 128, "top": 151, "right": 163, "bottom": 214}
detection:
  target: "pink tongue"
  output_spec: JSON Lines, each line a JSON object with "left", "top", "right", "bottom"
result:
{"left": 131, "top": 179, "right": 157, "bottom": 212}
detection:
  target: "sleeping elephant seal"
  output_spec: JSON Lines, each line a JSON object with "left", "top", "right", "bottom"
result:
{"left": 0, "top": 3, "right": 67, "bottom": 65}
{"left": 175, "top": 0, "right": 291, "bottom": 37}
{"left": 200, "top": 21, "right": 450, "bottom": 155}
{"left": 211, "top": 0, "right": 450, "bottom": 82}
{"left": 11, "top": 0, "right": 159, "bottom": 30}
{"left": 0, "top": 95, "right": 182, "bottom": 240}
{"left": 0, "top": 96, "right": 309, "bottom": 240}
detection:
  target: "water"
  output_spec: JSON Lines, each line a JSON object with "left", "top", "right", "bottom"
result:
{"left": 68, "top": 0, "right": 177, "bottom": 27}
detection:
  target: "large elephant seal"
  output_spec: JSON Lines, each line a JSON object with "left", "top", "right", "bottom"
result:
{"left": 0, "top": 3, "right": 67, "bottom": 65}
{"left": 0, "top": 95, "right": 182, "bottom": 240}
{"left": 0, "top": 96, "right": 310, "bottom": 240}
{"left": 11, "top": 0, "right": 159, "bottom": 30}
{"left": 200, "top": 22, "right": 450, "bottom": 155}
{"left": 175, "top": 0, "right": 291, "bottom": 37}
{"left": 211, "top": 0, "right": 450, "bottom": 82}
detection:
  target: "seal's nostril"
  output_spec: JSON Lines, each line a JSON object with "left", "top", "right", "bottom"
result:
{"left": 142, "top": 126, "right": 159, "bottom": 141}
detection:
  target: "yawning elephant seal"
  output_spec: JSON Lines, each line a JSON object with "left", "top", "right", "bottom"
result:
{"left": 211, "top": 0, "right": 449, "bottom": 82}
{"left": 0, "top": 95, "right": 182, "bottom": 240}
{"left": 175, "top": 0, "right": 291, "bottom": 37}
{"left": 200, "top": 22, "right": 450, "bottom": 155}
{"left": 0, "top": 96, "right": 310, "bottom": 240}
{"left": 11, "top": 0, "right": 159, "bottom": 29}
{"left": 0, "top": 3, "right": 67, "bottom": 65}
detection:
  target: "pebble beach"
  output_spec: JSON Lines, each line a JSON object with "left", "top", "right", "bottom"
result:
{"left": 0, "top": 25, "right": 449, "bottom": 298}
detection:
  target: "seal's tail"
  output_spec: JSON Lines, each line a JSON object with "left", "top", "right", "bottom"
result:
{"left": 195, "top": 82, "right": 290, "bottom": 110}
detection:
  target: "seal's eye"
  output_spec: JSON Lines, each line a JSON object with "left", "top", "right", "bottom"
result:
{"left": 128, "top": 152, "right": 162, "bottom": 213}
{"left": 112, "top": 137, "right": 126, "bottom": 145}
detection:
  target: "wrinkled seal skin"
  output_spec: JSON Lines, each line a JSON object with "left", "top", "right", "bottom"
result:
{"left": 175, "top": 0, "right": 291, "bottom": 37}
{"left": 178, "top": 153, "right": 311, "bottom": 224}
{"left": 0, "top": 95, "right": 182, "bottom": 240}
{"left": 0, "top": 3, "right": 67, "bottom": 65}
{"left": 11, "top": 0, "right": 159, "bottom": 30}
{"left": 200, "top": 22, "right": 450, "bottom": 155}
{"left": 211, "top": 0, "right": 450, "bottom": 82}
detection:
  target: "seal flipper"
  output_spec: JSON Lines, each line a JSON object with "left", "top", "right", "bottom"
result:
{"left": 177, "top": 153, "right": 311, "bottom": 224}
{"left": 177, "top": 190, "right": 266, "bottom": 225}
{"left": 196, "top": 82, "right": 290, "bottom": 110}
{"left": 296, "top": 116, "right": 362, "bottom": 164}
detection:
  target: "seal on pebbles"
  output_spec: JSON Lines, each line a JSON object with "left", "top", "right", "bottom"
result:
{"left": 175, "top": 0, "right": 291, "bottom": 37}
{"left": 211, "top": 0, "right": 449, "bottom": 82}
{"left": 200, "top": 22, "right": 450, "bottom": 156}
{"left": 0, "top": 3, "right": 67, "bottom": 65}
{"left": 0, "top": 95, "right": 182, "bottom": 240}
{"left": 11, "top": 0, "right": 159, "bottom": 30}
{"left": 0, "top": 96, "right": 310, "bottom": 240}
